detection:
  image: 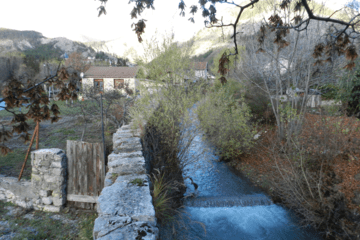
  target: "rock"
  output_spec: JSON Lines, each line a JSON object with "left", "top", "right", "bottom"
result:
{"left": 0, "top": 232, "right": 16, "bottom": 240}
{"left": 49, "top": 214, "right": 62, "bottom": 221}
{"left": 43, "top": 205, "right": 62, "bottom": 212}
{"left": 52, "top": 197, "right": 65, "bottom": 206}
{"left": 93, "top": 215, "right": 132, "bottom": 238}
{"left": 14, "top": 199, "right": 33, "bottom": 209}
{"left": 113, "top": 137, "right": 142, "bottom": 153}
{"left": 96, "top": 221, "right": 158, "bottom": 240}
{"left": 96, "top": 174, "right": 156, "bottom": 226}
{"left": 41, "top": 197, "right": 53, "bottom": 205}
{"left": 23, "top": 213, "right": 35, "bottom": 220}
{"left": 108, "top": 156, "right": 146, "bottom": 175}
{"left": 0, "top": 221, "right": 10, "bottom": 235}
{"left": 0, "top": 193, "right": 5, "bottom": 201}
{"left": 254, "top": 133, "right": 261, "bottom": 140}
{"left": 39, "top": 190, "right": 52, "bottom": 197}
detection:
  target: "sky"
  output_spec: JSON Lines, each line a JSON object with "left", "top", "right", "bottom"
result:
{"left": 0, "top": 0, "right": 232, "bottom": 43}
{"left": 0, "top": 0, "right": 355, "bottom": 43}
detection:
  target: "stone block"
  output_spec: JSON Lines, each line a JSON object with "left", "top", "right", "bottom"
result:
{"left": 43, "top": 205, "right": 62, "bottom": 212}
{"left": 104, "top": 177, "right": 113, "bottom": 188}
{"left": 31, "top": 168, "right": 40, "bottom": 175}
{"left": 31, "top": 174, "right": 42, "bottom": 183}
{"left": 51, "top": 168, "right": 63, "bottom": 176}
{"left": 113, "top": 132, "right": 134, "bottom": 142}
{"left": 15, "top": 200, "right": 33, "bottom": 209}
{"left": 5, "top": 190, "right": 15, "bottom": 199}
{"left": 108, "top": 152, "right": 143, "bottom": 163}
{"left": 50, "top": 161, "right": 62, "bottom": 168}
{"left": 39, "top": 190, "right": 52, "bottom": 197}
{"left": 52, "top": 197, "right": 65, "bottom": 206}
{"left": 93, "top": 215, "right": 132, "bottom": 239}
{"left": 113, "top": 138, "right": 142, "bottom": 148}
{"left": 0, "top": 193, "right": 6, "bottom": 200}
{"left": 97, "top": 174, "right": 156, "bottom": 226}
{"left": 42, "top": 197, "right": 53, "bottom": 205}
{"left": 52, "top": 191, "right": 64, "bottom": 199}
{"left": 113, "top": 142, "right": 143, "bottom": 153}
{"left": 108, "top": 157, "right": 146, "bottom": 176}
{"left": 96, "top": 221, "right": 158, "bottom": 240}
{"left": 44, "top": 175, "right": 62, "bottom": 184}
{"left": 48, "top": 182, "right": 63, "bottom": 191}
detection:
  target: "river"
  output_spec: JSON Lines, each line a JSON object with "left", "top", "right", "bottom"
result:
{"left": 159, "top": 105, "right": 324, "bottom": 240}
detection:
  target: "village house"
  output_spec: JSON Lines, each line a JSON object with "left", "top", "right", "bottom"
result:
{"left": 190, "top": 62, "right": 208, "bottom": 79}
{"left": 81, "top": 66, "right": 138, "bottom": 95}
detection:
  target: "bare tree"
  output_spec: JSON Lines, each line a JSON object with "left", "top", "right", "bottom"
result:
{"left": 96, "top": 0, "right": 360, "bottom": 72}
{"left": 77, "top": 83, "right": 134, "bottom": 141}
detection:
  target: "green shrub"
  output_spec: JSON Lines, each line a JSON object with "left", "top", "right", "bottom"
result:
{"left": 334, "top": 60, "right": 360, "bottom": 116}
{"left": 150, "top": 169, "right": 174, "bottom": 223}
{"left": 311, "top": 83, "right": 340, "bottom": 100}
{"left": 243, "top": 83, "right": 276, "bottom": 124}
{"left": 197, "top": 84, "right": 256, "bottom": 159}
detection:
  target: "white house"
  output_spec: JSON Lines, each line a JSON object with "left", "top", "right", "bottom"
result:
{"left": 190, "top": 62, "right": 208, "bottom": 79}
{"left": 81, "top": 66, "right": 138, "bottom": 95}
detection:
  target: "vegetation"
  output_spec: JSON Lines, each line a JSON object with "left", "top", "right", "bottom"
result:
{"left": 197, "top": 82, "right": 256, "bottom": 160}
{"left": 95, "top": 51, "right": 108, "bottom": 61}
{"left": 334, "top": 58, "right": 360, "bottom": 117}
{"left": 0, "top": 28, "right": 43, "bottom": 43}
{"left": 149, "top": 169, "right": 174, "bottom": 222}
{"left": 129, "top": 178, "right": 145, "bottom": 186}
{"left": 24, "top": 43, "right": 62, "bottom": 62}
{"left": 0, "top": 200, "right": 97, "bottom": 239}
{"left": 130, "top": 36, "right": 204, "bottom": 226}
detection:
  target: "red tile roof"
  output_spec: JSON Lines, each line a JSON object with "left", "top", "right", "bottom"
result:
{"left": 84, "top": 66, "right": 138, "bottom": 78}
{"left": 189, "top": 62, "right": 207, "bottom": 70}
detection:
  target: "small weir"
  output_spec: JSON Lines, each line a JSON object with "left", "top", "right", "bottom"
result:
{"left": 159, "top": 105, "right": 324, "bottom": 240}
{"left": 184, "top": 195, "right": 273, "bottom": 208}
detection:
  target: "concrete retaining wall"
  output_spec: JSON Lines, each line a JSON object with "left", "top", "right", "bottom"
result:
{"left": 0, "top": 149, "right": 67, "bottom": 212}
{"left": 93, "top": 122, "right": 158, "bottom": 240}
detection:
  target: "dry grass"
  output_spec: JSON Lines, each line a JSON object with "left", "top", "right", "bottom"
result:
{"left": 230, "top": 109, "right": 360, "bottom": 239}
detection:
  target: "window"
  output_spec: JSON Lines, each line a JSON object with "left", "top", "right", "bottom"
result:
{"left": 114, "top": 79, "right": 125, "bottom": 89}
{"left": 94, "top": 79, "right": 104, "bottom": 93}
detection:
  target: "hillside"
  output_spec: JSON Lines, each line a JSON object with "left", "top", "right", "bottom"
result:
{"left": 186, "top": 0, "right": 354, "bottom": 74}
{"left": 0, "top": 28, "right": 96, "bottom": 58}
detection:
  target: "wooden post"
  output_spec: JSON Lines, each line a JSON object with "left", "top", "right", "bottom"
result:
{"left": 35, "top": 121, "right": 39, "bottom": 150}
{"left": 18, "top": 123, "right": 38, "bottom": 181}
{"left": 100, "top": 94, "right": 106, "bottom": 178}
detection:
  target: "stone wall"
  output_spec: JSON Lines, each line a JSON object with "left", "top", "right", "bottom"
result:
{"left": 93, "top": 122, "right": 158, "bottom": 240}
{"left": 0, "top": 149, "right": 67, "bottom": 212}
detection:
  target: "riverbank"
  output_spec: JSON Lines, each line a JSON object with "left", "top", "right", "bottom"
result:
{"left": 159, "top": 104, "right": 326, "bottom": 239}
{"left": 226, "top": 112, "right": 360, "bottom": 239}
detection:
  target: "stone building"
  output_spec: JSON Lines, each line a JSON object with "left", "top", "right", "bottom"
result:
{"left": 81, "top": 66, "right": 138, "bottom": 95}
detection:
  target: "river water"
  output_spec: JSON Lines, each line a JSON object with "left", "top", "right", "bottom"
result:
{"left": 159, "top": 106, "right": 324, "bottom": 240}
{"left": 0, "top": 101, "right": 5, "bottom": 110}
